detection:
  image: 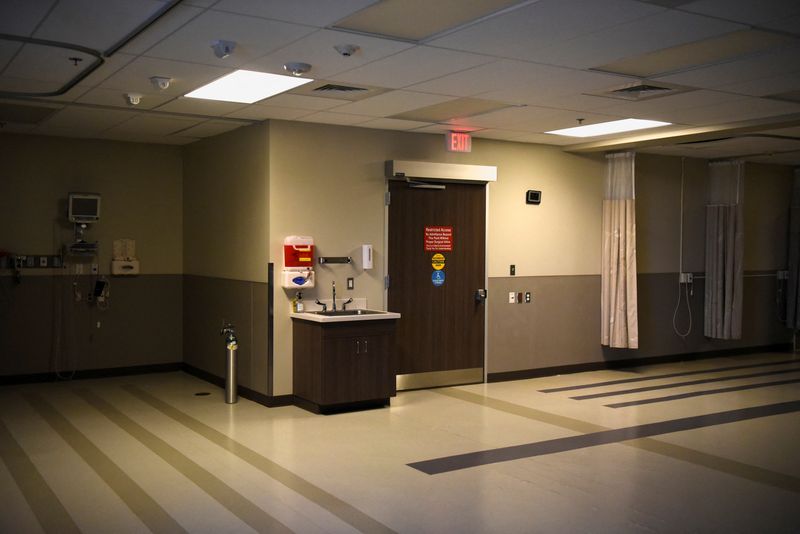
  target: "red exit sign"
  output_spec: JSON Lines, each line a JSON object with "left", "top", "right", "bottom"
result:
{"left": 445, "top": 131, "right": 472, "bottom": 153}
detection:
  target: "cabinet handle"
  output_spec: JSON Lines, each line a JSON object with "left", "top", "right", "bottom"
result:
{"left": 364, "top": 339, "right": 368, "bottom": 353}
{"left": 356, "top": 340, "right": 360, "bottom": 354}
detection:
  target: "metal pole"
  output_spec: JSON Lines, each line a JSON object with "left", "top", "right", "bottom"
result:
{"left": 220, "top": 324, "right": 238, "bottom": 404}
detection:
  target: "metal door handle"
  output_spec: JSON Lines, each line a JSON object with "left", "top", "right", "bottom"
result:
{"left": 356, "top": 340, "right": 360, "bottom": 354}
{"left": 475, "top": 288, "right": 488, "bottom": 302}
{"left": 364, "top": 339, "right": 368, "bottom": 353}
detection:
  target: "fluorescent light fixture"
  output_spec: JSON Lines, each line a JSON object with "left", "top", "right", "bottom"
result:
{"left": 546, "top": 118, "right": 671, "bottom": 138}
{"left": 185, "top": 70, "right": 314, "bottom": 104}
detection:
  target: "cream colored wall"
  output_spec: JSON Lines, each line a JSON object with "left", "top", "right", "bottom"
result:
{"left": 484, "top": 142, "right": 604, "bottom": 277}
{"left": 267, "top": 120, "right": 608, "bottom": 395}
{"left": 182, "top": 123, "right": 269, "bottom": 282}
{"left": 0, "top": 134, "right": 183, "bottom": 274}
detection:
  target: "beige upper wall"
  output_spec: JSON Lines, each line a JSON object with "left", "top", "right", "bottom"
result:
{"left": 0, "top": 134, "right": 183, "bottom": 274}
{"left": 182, "top": 123, "right": 269, "bottom": 282}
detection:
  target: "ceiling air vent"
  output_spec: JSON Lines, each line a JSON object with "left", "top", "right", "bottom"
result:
{"left": 588, "top": 80, "right": 693, "bottom": 102}
{"left": 313, "top": 84, "right": 368, "bottom": 93}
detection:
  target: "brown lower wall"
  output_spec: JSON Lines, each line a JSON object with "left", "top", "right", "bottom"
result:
{"left": 182, "top": 275, "right": 269, "bottom": 394}
{"left": 487, "top": 272, "right": 792, "bottom": 374}
{"left": 0, "top": 274, "right": 182, "bottom": 376}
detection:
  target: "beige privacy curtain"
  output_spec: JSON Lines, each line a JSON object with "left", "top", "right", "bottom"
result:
{"left": 601, "top": 151, "right": 639, "bottom": 349}
{"left": 704, "top": 160, "right": 744, "bottom": 340}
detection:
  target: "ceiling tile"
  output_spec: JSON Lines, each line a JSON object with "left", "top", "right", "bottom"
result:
{"left": 34, "top": 0, "right": 171, "bottom": 53}
{"left": 225, "top": 104, "right": 314, "bottom": 120}
{"left": 295, "top": 111, "right": 372, "bottom": 126}
{"left": 104, "top": 114, "right": 202, "bottom": 136}
{"left": 213, "top": 0, "right": 380, "bottom": 27}
{"left": 144, "top": 10, "right": 315, "bottom": 67}
{"left": 40, "top": 106, "right": 138, "bottom": 132}
{"left": 712, "top": 70, "right": 800, "bottom": 97}
{"left": 77, "top": 53, "right": 138, "bottom": 88}
{"left": 3, "top": 44, "right": 96, "bottom": 85}
{"left": 428, "top": 0, "right": 663, "bottom": 61}
{"left": 99, "top": 56, "right": 232, "bottom": 96}
{"left": 120, "top": 4, "right": 206, "bottom": 55}
{"left": 99, "top": 131, "right": 200, "bottom": 145}
{"left": 666, "top": 96, "right": 800, "bottom": 125}
{"left": 0, "top": 76, "right": 64, "bottom": 95}
{"left": 356, "top": 117, "right": 433, "bottom": 131}
{"left": 259, "top": 93, "right": 349, "bottom": 111}
{"left": 682, "top": 0, "right": 800, "bottom": 26}
{"left": 77, "top": 87, "right": 173, "bottom": 110}
{"left": 655, "top": 42, "right": 800, "bottom": 88}
{"left": 329, "top": 46, "right": 494, "bottom": 89}
{"left": 332, "top": 90, "right": 454, "bottom": 117}
{"left": 154, "top": 97, "right": 248, "bottom": 115}
{"left": 243, "top": 29, "right": 414, "bottom": 80}
{"left": 595, "top": 89, "right": 743, "bottom": 117}
{"left": 0, "top": 0, "right": 55, "bottom": 35}
{"left": 411, "top": 124, "right": 484, "bottom": 134}
{"left": 470, "top": 129, "right": 529, "bottom": 141}
{"left": 174, "top": 120, "right": 245, "bottom": 137}
{"left": 547, "top": 10, "right": 747, "bottom": 70}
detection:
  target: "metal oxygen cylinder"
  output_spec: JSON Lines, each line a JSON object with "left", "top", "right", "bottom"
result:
{"left": 220, "top": 323, "right": 238, "bottom": 404}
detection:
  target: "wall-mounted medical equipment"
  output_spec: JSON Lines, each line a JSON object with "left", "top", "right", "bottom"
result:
{"left": 111, "top": 238, "right": 140, "bottom": 275}
{"left": 67, "top": 192, "right": 100, "bottom": 256}
{"left": 282, "top": 236, "right": 315, "bottom": 288}
{"left": 68, "top": 192, "right": 101, "bottom": 223}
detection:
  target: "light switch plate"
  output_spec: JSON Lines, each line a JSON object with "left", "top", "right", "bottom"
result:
{"left": 508, "top": 292, "right": 516, "bottom": 304}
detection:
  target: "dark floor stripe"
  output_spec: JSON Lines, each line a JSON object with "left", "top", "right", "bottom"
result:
{"left": 409, "top": 400, "right": 800, "bottom": 475}
{"left": 122, "top": 384, "right": 397, "bottom": 534}
{"left": 0, "top": 419, "right": 80, "bottom": 533}
{"left": 540, "top": 358, "right": 800, "bottom": 393}
{"left": 23, "top": 393, "right": 186, "bottom": 534}
{"left": 74, "top": 389, "right": 292, "bottom": 534}
{"left": 570, "top": 368, "right": 800, "bottom": 400}
{"left": 607, "top": 377, "right": 800, "bottom": 408}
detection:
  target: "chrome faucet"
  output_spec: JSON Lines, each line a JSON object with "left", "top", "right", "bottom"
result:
{"left": 331, "top": 280, "right": 337, "bottom": 311}
{"left": 314, "top": 299, "right": 327, "bottom": 312}
{"left": 342, "top": 297, "right": 353, "bottom": 310}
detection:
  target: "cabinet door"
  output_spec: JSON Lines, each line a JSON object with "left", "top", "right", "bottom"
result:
{"left": 321, "top": 335, "right": 392, "bottom": 404}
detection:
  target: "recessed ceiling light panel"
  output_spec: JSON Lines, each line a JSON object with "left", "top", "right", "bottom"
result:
{"left": 185, "top": 70, "right": 314, "bottom": 104}
{"left": 546, "top": 118, "right": 671, "bottom": 138}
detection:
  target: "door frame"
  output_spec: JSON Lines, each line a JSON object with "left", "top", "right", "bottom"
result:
{"left": 382, "top": 175, "right": 491, "bottom": 388}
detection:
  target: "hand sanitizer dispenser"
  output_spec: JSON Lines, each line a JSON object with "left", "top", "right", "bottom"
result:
{"left": 362, "top": 244, "right": 373, "bottom": 270}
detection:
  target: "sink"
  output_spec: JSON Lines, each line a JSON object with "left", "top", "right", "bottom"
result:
{"left": 311, "top": 309, "right": 385, "bottom": 316}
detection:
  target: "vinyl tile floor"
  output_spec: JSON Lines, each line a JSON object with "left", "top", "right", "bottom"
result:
{"left": 1, "top": 351, "right": 799, "bottom": 533}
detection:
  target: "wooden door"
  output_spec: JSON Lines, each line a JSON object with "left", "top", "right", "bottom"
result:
{"left": 387, "top": 180, "right": 486, "bottom": 386}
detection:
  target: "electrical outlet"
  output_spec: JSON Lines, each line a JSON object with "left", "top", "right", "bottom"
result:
{"left": 679, "top": 272, "right": 693, "bottom": 284}
{"left": 91, "top": 263, "right": 98, "bottom": 275}
{"left": 25, "top": 256, "right": 35, "bottom": 268}
{"left": 75, "top": 263, "right": 83, "bottom": 275}
{"left": 508, "top": 292, "right": 516, "bottom": 304}
{"left": 39, "top": 256, "right": 48, "bottom": 267}
{"left": 525, "top": 292, "right": 531, "bottom": 303}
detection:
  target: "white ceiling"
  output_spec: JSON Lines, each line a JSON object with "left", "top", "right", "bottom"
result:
{"left": 1, "top": 0, "right": 799, "bottom": 163}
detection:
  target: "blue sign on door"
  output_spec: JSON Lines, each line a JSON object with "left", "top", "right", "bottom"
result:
{"left": 431, "top": 270, "right": 445, "bottom": 287}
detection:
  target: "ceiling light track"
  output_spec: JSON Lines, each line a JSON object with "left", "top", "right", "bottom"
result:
{"left": 0, "top": 0, "right": 181, "bottom": 100}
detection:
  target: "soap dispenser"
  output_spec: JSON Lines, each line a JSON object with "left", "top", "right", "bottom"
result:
{"left": 292, "top": 291, "right": 304, "bottom": 313}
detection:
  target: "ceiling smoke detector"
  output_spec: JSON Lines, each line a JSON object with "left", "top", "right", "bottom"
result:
{"left": 211, "top": 40, "right": 236, "bottom": 59}
{"left": 149, "top": 76, "right": 172, "bottom": 90}
{"left": 334, "top": 44, "right": 360, "bottom": 57}
{"left": 124, "top": 93, "right": 142, "bottom": 106}
{"left": 283, "top": 62, "right": 312, "bottom": 76}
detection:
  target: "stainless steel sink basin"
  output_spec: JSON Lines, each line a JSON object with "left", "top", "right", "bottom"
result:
{"left": 311, "top": 309, "right": 386, "bottom": 316}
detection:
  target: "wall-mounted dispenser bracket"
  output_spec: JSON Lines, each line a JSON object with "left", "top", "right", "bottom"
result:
{"left": 318, "top": 257, "right": 352, "bottom": 264}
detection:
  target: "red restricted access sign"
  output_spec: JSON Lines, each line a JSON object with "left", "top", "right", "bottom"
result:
{"left": 424, "top": 226, "right": 453, "bottom": 252}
